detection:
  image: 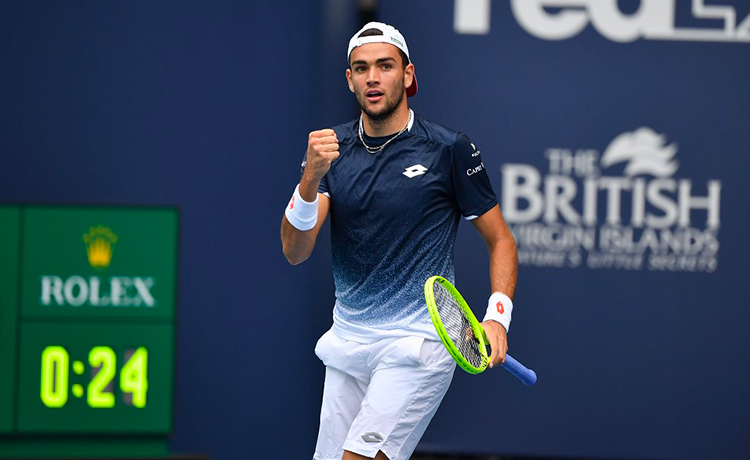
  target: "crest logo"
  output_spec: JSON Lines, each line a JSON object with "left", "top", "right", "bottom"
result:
{"left": 601, "top": 127, "right": 679, "bottom": 177}
{"left": 83, "top": 226, "right": 118, "bottom": 269}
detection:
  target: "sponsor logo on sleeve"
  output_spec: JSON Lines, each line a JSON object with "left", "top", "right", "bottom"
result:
{"left": 471, "top": 142, "right": 481, "bottom": 157}
{"left": 467, "top": 163, "right": 485, "bottom": 176}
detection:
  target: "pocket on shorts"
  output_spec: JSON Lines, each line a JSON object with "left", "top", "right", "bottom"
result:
{"left": 419, "top": 339, "right": 454, "bottom": 368}
{"left": 381, "top": 336, "right": 425, "bottom": 368}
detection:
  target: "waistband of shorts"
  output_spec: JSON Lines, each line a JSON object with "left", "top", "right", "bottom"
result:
{"left": 332, "top": 314, "right": 440, "bottom": 344}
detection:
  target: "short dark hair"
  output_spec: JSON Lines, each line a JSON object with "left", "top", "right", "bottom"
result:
{"left": 352, "top": 28, "right": 410, "bottom": 68}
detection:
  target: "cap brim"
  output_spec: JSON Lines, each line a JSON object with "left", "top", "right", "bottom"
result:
{"left": 407, "top": 73, "right": 417, "bottom": 97}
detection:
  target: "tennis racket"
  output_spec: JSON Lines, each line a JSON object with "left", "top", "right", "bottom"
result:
{"left": 425, "top": 275, "right": 537, "bottom": 386}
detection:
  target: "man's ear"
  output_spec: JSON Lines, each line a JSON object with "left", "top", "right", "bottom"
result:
{"left": 346, "top": 68, "right": 354, "bottom": 93}
{"left": 404, "top": 63, "right": 415, "bottom": 90}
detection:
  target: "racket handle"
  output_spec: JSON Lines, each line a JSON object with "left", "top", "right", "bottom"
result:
{"left": 501, "top": 354, "right": 537, "bottom": 386}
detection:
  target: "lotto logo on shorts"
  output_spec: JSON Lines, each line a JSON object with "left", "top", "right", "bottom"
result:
{"left": 361, "top": 432, "right": 384, "bottom": 443}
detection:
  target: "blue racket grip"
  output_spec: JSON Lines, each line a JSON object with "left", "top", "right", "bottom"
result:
{"left": 501, "top": 354, "right": 537, "bottom": 386}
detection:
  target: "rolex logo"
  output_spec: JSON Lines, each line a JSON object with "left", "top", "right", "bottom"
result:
{"left": 83, "top": 226, "right": 118, "bottom": 269}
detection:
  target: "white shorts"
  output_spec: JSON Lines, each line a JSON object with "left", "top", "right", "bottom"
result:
{"left": 313, "top": 329, "right": 456, "bottom": 460}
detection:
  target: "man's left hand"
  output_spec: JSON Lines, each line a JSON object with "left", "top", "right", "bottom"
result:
{"left": 480, "top": 320, "right": 507, "bottom": 368}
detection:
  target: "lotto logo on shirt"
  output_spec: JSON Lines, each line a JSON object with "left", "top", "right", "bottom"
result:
{"left": 500, "top": 127, "right": 722, "bottom": 273}
{"left": 403, "top": 164, "right": 428, "bottom": 178}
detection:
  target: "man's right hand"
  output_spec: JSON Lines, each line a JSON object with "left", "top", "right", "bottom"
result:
{"left": 304, "top": 129, "right": 339, "bottom": 185}
{"left": 282, "top": 130, "right": 336, "bottom": 263}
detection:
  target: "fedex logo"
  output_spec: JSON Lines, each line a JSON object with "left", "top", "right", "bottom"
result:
{"left": 454, "top": 0, "right": 750, "bottom": 43}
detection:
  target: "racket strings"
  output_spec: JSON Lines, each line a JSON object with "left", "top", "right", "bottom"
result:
{"left": 433, "top": 282, "right": 485, "bottom": 369}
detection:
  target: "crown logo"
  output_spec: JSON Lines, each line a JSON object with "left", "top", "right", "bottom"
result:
{"left": 83, "top": 226, "right": 118, "bottom": 269}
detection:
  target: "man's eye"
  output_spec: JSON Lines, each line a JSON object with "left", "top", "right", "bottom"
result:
{"left": 382, "top": 64, "right": 392, "bottom": 70}
{"left": 356, "top": 67, "right": 366, "bottom": 72}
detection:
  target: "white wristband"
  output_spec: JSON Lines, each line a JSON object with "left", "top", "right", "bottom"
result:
{"left": 483, "top": 292, "right": 513, "bottom": 333}
{"left": 285, "top": 184, "right": 318, "bottom": 231}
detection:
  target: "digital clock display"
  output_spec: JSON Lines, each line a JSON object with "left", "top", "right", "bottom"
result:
{"left": 0, "top": 205, "right": 178, "bottom": 443}
{"left": 18, "top": 322, "right": 173, "bottom": 432}
{"left": 40, "top": 346, "right": 147, "bottom": 409}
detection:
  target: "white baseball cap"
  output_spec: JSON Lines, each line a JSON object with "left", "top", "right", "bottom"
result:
{"left": 347, "top": 21, "right": 417, "bottom": 97}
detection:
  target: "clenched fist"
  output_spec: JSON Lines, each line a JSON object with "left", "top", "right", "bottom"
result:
{"left": 304, "top": 129, "right": 339, "bottom": 183}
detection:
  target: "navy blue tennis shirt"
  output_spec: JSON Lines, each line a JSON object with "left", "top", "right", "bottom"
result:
{"left": 304, "top": 111, "right": 497, "bottom": 342}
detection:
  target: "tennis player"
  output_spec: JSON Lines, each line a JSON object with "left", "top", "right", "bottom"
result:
{"left": 281, "top": 22, "right": 518, "bottom": 460}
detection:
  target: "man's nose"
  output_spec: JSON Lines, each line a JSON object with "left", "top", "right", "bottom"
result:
{"left": 366, "top": 68, "right": 380, "bottom": 85}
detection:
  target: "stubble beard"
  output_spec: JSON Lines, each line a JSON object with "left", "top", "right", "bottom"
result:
{"left": 356, "top": 80, "right": 406, "bottom": 126}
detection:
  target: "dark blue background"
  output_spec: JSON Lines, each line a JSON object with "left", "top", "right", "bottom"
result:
{"left": 380, "top": 1, "right": 750, "bottom": 460}
{"left": 2, "top": 1, "right": 749, "bottom": 459}
{"left": 1, "top": 1, "right": 349, "bottom": 459}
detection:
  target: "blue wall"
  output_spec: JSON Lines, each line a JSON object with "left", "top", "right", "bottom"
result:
{"left": 1, "top": 2, "right": 347, "bottom": 459}
{"left": 380, "top": 1, "right": 750, "bottom": 459}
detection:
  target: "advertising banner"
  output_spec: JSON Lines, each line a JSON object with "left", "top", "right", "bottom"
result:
{"left": 1, "top": 205, "right": 179, "bottom": 455}
{"left": 379, "top": 2, "right": 750, "bottom": 459}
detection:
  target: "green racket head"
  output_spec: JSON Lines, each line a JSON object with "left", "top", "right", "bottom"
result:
{"left": 425, "top": 276, "right": 490, "bottom": 374}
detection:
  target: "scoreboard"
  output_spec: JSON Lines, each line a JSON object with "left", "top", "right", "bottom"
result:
{"left": 0, "top": 205, "right": 178, "bottom": 457}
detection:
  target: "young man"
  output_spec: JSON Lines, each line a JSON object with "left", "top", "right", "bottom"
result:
{"left": 281, "top": 22, "right": 518, "bottom": 460}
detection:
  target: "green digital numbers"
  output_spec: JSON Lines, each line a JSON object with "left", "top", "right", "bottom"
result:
{"left": 40, "top": 345, "right": 149, "bottom": 409}
{"left": 40, "top": 346, "right": 69, "bottom": 408}
{"left": 88, "top": 347, "right": 116, "bottom": 408}
{"left": 120, "top": 348, "right": 148, "bottom": 408}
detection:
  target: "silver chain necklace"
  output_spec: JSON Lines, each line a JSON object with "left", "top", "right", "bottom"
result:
{"left": 358, "top": 110, "right": 412, "bottom": 154}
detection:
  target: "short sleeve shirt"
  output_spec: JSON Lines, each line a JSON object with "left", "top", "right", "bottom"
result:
{"left": 308, "top": 111, "right": 497, "bottom": 341}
